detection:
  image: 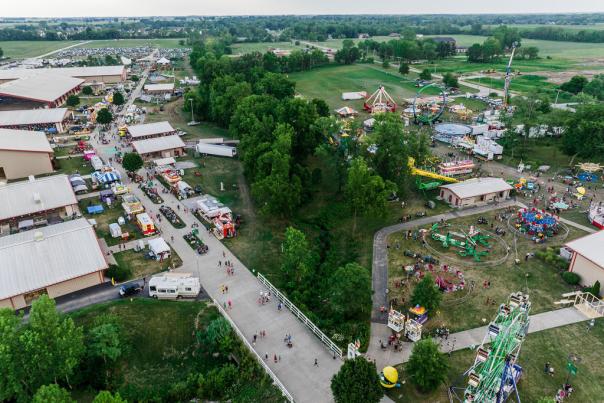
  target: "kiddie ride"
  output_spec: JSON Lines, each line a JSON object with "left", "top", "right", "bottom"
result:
{"left": 448, "top": 292, "right": 531, "bottom": 403}
{"left": 430, "top": 223, "right": 491, "bottom": 262}
{"left": 515, "top": 208, "right": 559, "bottom": 243}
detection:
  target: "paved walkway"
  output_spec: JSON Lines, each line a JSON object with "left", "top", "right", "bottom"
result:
{"left": 89, "top": 62, "right": 341, "bottom": 402}
{"left": 371, "top": 199, "right": 522, "bottom": 324}
{"left": 367, "top": 306, "right": 590, "bottom": 370}
{"left": 559, "top": 216, "right": 596, "bottom": 234}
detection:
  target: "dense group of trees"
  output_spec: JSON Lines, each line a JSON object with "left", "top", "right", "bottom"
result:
{"left": 521, "top": 26, "right": 604, "bottom": 43}
{"left": 358, "top": 37, "right": 454, "bottom": 63}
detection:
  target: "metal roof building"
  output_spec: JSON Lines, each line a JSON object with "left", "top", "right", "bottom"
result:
{"left": 127, "top": 121, "right": 176, "bottom": 139}
{"left": 566, "top": 231, "right": 604, "bottom": 295}
{"left": 439, "top": 178, "right": 512, "bottom": 208}
{"left": 0, "top": 74, "right": 84, "bottom": 107}
{"left": 0, "top": 174, "right": 77, "bottom": 221}
{"left": 144, "top": 83, "right": 175, "bottom": 93}
{"left": 0, "top": 218, "right": 107, "bottom": 310}
{"left": 0, "top": 65, "right": 126, "bottom": 84}
{"left": 0, "top": 128, "right": 54, "bottom": 180}
{"left": 0, "top": 128, "right": 52, "bottom": 153}
{"left": 131, "top": 134, "right": 185, "bottom": 159}
{"left": 0, "top": 108, "right": 71, "bottom": 128}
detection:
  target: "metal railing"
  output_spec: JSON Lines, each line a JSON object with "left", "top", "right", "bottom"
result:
{"left": 257, "top": 273, "right": 343, "bottom": 359}
{"left": 573, "top": 292, "right": 604, "bottom": 317}
{"left": 212, "top": 298, "right": 294, "bottom": 403}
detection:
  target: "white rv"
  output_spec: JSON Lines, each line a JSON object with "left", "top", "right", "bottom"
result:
{"left": 196, "top": 142, "right": 237, "bottom": 158}
{"left": 148, "top": 272, "right": 201, "bottom": 299}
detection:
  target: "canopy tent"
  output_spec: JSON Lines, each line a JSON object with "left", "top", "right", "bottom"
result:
{"left": 154, "top": 157, "right": 176, "bottom": 167}
{"left": 92, "top": 171, "right": 121, "bottom": 184}
{"left": 87, "top": 205, "right": 104, "bottom": 214}
{"left": 148, "top": 237, "right": 171, "bottom": 260}
{"left": 109, "top": 223, "right": 122, "bottom": 238}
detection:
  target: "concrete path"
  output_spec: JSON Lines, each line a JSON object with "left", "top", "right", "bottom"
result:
{"left": 88, "top": 60, "right": 341, "bottom": 402}
{"left": 367, "top": 307, "right": 589, "bottom": 370}
{"left": 371, "top": 199, "right": 523, "bottom": 323}
{"left": 558, "top": 217, "right": 596, "bottom": 234}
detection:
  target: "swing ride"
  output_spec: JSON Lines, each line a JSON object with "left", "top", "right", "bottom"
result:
{"left": 364, "top": 86, "right": 397, "bottom": 114}
{"left": 448, "top": 292, "right": 531, "bottom": 403}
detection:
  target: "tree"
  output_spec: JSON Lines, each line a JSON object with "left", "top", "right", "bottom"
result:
{"left": 406, "top": 339, "right": 449, "bottom": 392}
{"left": 280, "top": 227, "right": 315, "bottom": 290}
{"left": 32, "top": 384, "right": 74, "bottom": 403}
{"left": 328, "top": 263, "right": 372, "bottom": 320}
{"left": 203, "top": 317, "right": 234, "bottom": 356}
{"left": 467, "top": 43, "right": 483, "bottom": 62}
{"left": 410, "top": 274, "right": 442, "bottom": 313}
{"left": 96, "top": 108, "right": 113, "bottom": 125}
{"left": 561, "top": 104, "right": 604, "bottom": 159}
{"left": 130, "top": 75, "right": 139, "bottom": 82}
{"left": 311, "top": 98, "right": 330, "bottom": 117}
{"left": 65, "top": 95, "right": 80, "bottom": 107}
{"left": 87, "top": 314, "right": 122, "bottom": 387}
{"left": 92, "top": 391, "right": 127, "bottom": 403}
{"left": 419, "top": 69, "right": 432, "bottom": 80}
{"left": 442, "top": 73, "right": 459, "bottom": 88}
{"left": 382, "top": 59, "right": 390, "bottom": 69}
{"left": 398, "top": 63, "right": 410, "bottom": 75}
{"left": 345, "top": 157, "right": 395, "bottom": 233}
{"left": 331, "top": 357, "right": 383, "bottom": 403}
{"left": 560, "top": 75, "right": 588, "bottom": 94}
{"left": 0, "top": 309, "right": 22, "bottom": 401}
{"left": 81, "top": 86, "right": 93, "bottom": 96}
{"left": 112, "top": 91, "right": 125, "bottom": 106}
{"left": 122, "top": 152, "right": 143, "bottom": 173}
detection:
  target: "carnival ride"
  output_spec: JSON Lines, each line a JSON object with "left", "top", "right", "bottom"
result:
{"left": 430, "top": 223, "right": 491, "bottom": 262}
{"left": 503, "top": 42, "right": 518, "bottom": 107}
{"left": 364, "top": 86, "right": 397, "bottom": 114}
{"left": 515, "top": 208, "right": 559, "bottom": 241}
{"left": 413, "top": 83, "right": 447, "bottom": 125}
{"left": 409, "top": 157, "right": 459, "bottom": 191}
{"left": 448, "top": 292, "right": 531, "bottom": 403}
{"left": 588, "top": 201, "right": 604, "bottom": 229}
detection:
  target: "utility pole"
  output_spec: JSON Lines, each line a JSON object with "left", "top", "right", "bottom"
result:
{"left": 555, "top": 89, "right": 561, "bottom": 105}
{"left": 189, "top": 98, "right": 194, "bottom": 123}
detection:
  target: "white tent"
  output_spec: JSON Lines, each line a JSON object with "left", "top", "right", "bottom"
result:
{"left": 109, "top": 223, "right": 122, "bottom": 238}
{"left": 157, "top": 57, "right": 171, "bottom": 65}
{"left": 148, "top": 237, "right": 170, "bottom": 260}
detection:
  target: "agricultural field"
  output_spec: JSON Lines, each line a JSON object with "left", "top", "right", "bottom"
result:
{"left": 289, "top": 63, "right": 442, "bottom": 112}
{"left": 386, "top": 208, "right": 587, "bottom": 333}
{"left": 388, "top": 318, "right": 604, "bottom": 403}
{"left": 0, "top": 40, "right": 81, "bottom": 58}
{"left": 230, "top": 41, "right": 300, "bottom": 54}
{"left": 76, "top": 38, "right": 187, "bottom": 49}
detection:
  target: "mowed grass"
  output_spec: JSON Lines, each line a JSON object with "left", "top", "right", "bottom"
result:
{"left": 55, "top": 156, "right": 94, "bottom": 175}
{"left": 0, "top": 40, "right": 82, "bottom": 58}
{"left": 113, "top": 248, "right": 182, "bottom": 279}
{"left": 467, "top": 75, "right": 575, "bottom": 100}
{"left": 386, "top": 209, "right": 586, "bottom": 333}
{"left": 388, "top": 319, "right": 604, "bottom": 402}
{"left": 76, "top": 38, "right": 187, "bottom": 49}
{"left": 231, "top": 41, "right": 299, "bottom": 54}
{"left": 289, "top": 63, "right": 440, "bottom": 111}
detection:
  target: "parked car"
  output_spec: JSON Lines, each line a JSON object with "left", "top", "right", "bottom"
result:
{"left": 119, "top": 284, "right": 142, "bottom": 297}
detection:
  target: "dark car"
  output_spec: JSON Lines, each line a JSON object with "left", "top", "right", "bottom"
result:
{"left": 119, "top": 284, "right": 142, "bottom": 297}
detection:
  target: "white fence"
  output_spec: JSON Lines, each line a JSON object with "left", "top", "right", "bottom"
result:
{"left": 212, "top": 298, "right": 294, "bottom": 403}
{"left": 573, "top": 292, "right": 604, "bottom": 318}
{"left": 257, "top": 273, "right": 344, "bottom": 359}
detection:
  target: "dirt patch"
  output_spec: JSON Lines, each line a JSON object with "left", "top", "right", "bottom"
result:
{"left": 530, "top": 69, "right": 604, "bottom": 84}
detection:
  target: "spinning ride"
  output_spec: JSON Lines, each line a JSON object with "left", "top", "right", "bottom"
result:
{"left": 449, "top": 292, "right": 531, "bottom": 403}
{"left": 515, "top": 208, "right": 559, "bottom": 241}
{"left": 413, "top": 83, "right": 447, "bottom": 125}
{"left": 430, "top": 223, "right": 491, "bottom": 262}
{"left": 364, "top": 86, "right": 397, "bottom": 114}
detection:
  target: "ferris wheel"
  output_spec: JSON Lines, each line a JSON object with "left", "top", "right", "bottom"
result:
{"left": 412, "top": 83, "right": 447, "bottom": 125}
{"left": 448, "top": 292, "right": 531, "bottom": 403}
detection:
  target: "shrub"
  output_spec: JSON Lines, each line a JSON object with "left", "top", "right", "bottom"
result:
{"left": 561, "top": 271, "right": 581, "bottom": 285}
{"left": 106, "top": 264, "right": 132, "bottom": 283}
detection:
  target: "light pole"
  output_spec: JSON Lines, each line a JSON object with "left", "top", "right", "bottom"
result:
{"left": 189, "top": 98, "right": 195, "bottom": 123}
{"left": 555, "top": 89, "right": 561, "bottom": 105}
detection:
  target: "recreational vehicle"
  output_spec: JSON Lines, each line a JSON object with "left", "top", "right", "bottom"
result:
{"left": 148, "top": 273, "right": 201, "bottom": 299}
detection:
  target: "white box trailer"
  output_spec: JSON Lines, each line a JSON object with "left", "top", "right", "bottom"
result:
{"left": 90, "top": 155, "right": 104, "bottom": 171}
{"left": 196, "top": 142, "right": 237, "bottom": 158}
{"left": 148, "top": 272, "right": 201, "bottom": 299}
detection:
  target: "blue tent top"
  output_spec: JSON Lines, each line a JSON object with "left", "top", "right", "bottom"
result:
{"left": 87, "top": 205, "right": 104, "bottom": 214}
{"left": 92, "top": 171, "right": 121, "bottom": 184}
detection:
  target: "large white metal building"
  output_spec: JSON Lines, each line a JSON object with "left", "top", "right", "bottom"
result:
{"left": 0, "top": 128, "right": 54, "bottom": 180}
{"left": 131, "top": 134, "right": 185, "bottom": 160}
{"left": 0, "top": 108, "right": 72, "bottom": 132}
{"left": 0, "top": 218, "right": 108, "bottom": 310}
{"left": 566, "top": 230, "right": 604, "bottom": 295}
{"left": 127, "top": 121, "right": 176, "bottom": 140}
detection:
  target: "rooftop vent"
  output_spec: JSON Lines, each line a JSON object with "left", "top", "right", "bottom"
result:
{"left": 33, "top": 192, "right": 41, "bottom": 203}
{"left": 33, "top": 231, "right": 44, "bottom": 242}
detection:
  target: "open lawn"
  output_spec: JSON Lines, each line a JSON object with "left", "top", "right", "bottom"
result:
{"left": 78, "top": 199, "right": 144, "bottom": 246}
{"left": 386, "top": 208, "right": 586, "bottom": 333}
{"left": 289, "top": 63, "right": 441, "bottom": 112}
{"left": 55, "top": 156, "right": 94, "bottom": 175}
{"left": 468, "top": 75, "right": 575, "bottom": 100}
{"left": 0, "top": 40, "right": 81, "bottom": 59}
{"left": 231, "top": 41, "right": 299, "bottom": 54}
{"left": 113, "top": 248, "right": 182, "bottom": 279}
{"left": 416, "top": 56, "right": 575, "bottom": 77}
{"left": 388, "top": 318, "right": 604, "bottom": 402}
{"left": 76, "top": 38, "right": 187, "bottom": 49}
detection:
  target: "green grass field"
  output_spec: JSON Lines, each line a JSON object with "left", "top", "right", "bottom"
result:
{"left": 388, "top": 318, "right": 604, "bottom": 402}
{"left": 76, "top": 38, "right": 187, "bottom": 49}
{"left": 289, "top": 63, "right": 441, "bottom": 111}
{"left": 231, "top": 41, "right": 299, "bottom": 54}
{"left": 0, "top": 40, "right": 82, "bottom": 58}
{"left": 467, "top": 75, "right": 575, "bottom": 100}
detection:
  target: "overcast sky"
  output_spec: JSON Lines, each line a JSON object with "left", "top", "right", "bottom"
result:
{"left": 4, "top": 0, "right": 604, "bottom": 18}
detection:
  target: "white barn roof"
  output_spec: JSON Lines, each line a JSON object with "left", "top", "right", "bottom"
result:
{"left": 0, "top": 108, "right": 70, "bottom": 126}
{"left": 0, "top": 65, "right": 125, "bottom": 81}
{"left": 0, "top": 174, "right": 77, "bottom": 221}
{"left": 440, "top": 178, "right": 512, "bottom": 199}
{"left": 144, "top": 83, "right": 175, "bottom": 92}
{"left": 565, "top": 230, "right": 604, "bottom": 268}
{"left": 132, "top": 135, "right": 185, "bottom": 155}
{"left": 0, "top": 219, "right": 107, "bottom": 300}
{"left": 127, "top": 121, "right": 175, "bottom": 138}
{"left": 0, "top": 128, "right": 52, "bottom": 153}
{"left": 0, "top": 74, "right": 84, "bottom": 104}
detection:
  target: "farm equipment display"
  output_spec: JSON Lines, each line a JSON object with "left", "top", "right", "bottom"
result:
{"left": 430, "top": 223, "right": 491, "bottom": 261}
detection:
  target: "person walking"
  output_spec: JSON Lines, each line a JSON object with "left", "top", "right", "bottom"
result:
{"left": 314, "top": 358, "right": 318, "bottom": 367}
